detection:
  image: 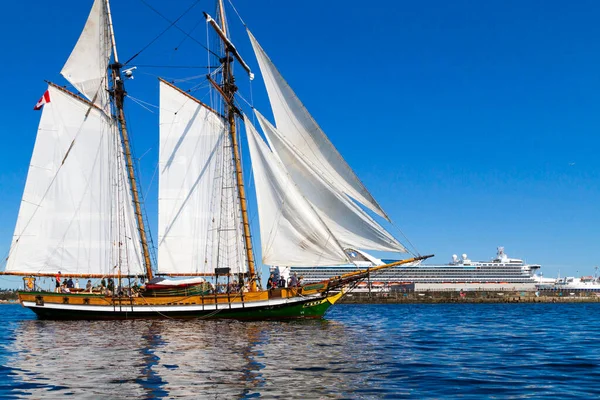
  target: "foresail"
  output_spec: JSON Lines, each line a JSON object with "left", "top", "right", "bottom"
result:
{"left": 248, "top": 30, "right": 390, "bottom": 221}
{"left": 158, "top": 81, "right": 247, "bottom": 275}
{"left": 61, "top": 0, "right": 111, "bottom": 108}
{"left": 244, "top": 116, "right": 348, "bottom": 267}
{"left": 255, "top": 110, "right": 407, "bottom": 254}
{"left": 6, "top": 85, "right": 144, "bottom": 276}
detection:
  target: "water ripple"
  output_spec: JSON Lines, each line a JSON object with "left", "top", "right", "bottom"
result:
{"left": 1, "top": 303, "right": 600, "bottom": 398}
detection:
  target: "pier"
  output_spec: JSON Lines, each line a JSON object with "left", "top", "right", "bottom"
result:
{"left": 339, "top": 289, "right": 600, "bottom": 304}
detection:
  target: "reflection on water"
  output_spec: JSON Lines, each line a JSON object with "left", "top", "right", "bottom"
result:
{"left": 2, "top": 311, "right": 361, "bottom": 398}
{"left": 3, "top": 304, "right": 600, "bottom": 398}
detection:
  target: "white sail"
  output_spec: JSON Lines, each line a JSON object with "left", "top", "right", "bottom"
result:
{"left": 60, "top": 0, "right": 111, "bottom": 107}
{"left": 248, "top": 30, "right": 389, "bottom": 221}
{"left": 158, "top": 82, "right": 246, "bottom": 275}
{"left": 255, "top": 110, "right": 406, "bottom": 254}
{"left": 244, "top": 116, "right": 348, "bottom": 266}
{"left": 6, "top": 85, "right": 144, "bottom": 276}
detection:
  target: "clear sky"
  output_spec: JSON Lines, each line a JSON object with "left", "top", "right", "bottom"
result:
{"left": 1, "top": 0, "right": 600, "bottom": 288}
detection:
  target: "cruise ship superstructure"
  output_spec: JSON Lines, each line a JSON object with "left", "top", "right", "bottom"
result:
{"left": 281, "top": 247, "right": 544, "bottom": 292}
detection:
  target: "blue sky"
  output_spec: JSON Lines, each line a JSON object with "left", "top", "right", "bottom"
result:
{"left": 1, "top": 0, "right": 600, "bottom": 288}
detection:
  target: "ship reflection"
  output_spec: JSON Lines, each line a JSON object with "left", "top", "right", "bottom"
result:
{"left": 6, "top": 317, "right": 359, "bottom": 398}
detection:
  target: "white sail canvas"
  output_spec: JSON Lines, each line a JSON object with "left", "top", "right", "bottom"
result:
{"left": 158, "top": 82, "right": 246, "bottom": 275}
{"left": 248, "top": 30, "right": 389, "bottom": 221}
{"left": 255, "top": 110, "right": 406, "bottom": 254}
{"left": 6, "top": 86, "right": 144, "bottom": 276}
{"left": 244, "top": 116, "right": 348, "bottom": 267}
{"left": 61, "top": 0, "right": 111, "bottom": 108}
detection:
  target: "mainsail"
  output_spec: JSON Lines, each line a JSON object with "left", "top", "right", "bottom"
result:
{"left": 6, "top": 85, "right": 144, "bottom": 276}
{"left": 244, "top": 116, "right": 349, "bottom": 267}
{"left": 158, "top": 81, "right": 246, "bottom": 275}
{"left": 254, "top": 110, "right": 406, "bottom": 254}
{"left": 247, "top": 30, "right": 390, "bottom": 221}
{"left": 60, "top": 0, "right": 111, "bottom": 108}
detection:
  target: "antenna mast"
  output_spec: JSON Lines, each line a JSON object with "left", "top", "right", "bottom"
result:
{"left": 105, "top": 0, "right": 154, "bottom": 281}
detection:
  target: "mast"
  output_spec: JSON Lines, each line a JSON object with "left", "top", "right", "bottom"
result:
{"left": 105, "top": 0, "right": 154, "bottom": 281}
{"left": 208, "top": 0, "right": 258, "bottom": 291}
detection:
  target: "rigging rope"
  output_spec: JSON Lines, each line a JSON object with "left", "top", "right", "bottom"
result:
{"left": 226, "top": 0, "right": 247, "bottom": 27}
{"left": 134, "top": 64, "right": 218, "bottom": 69}
{"left": 128, "top": 95, "right": 156, "bottom": 114}
{"left": 123, "top": 107, "right": 159, "bottom": 269}
{"left": 390, "top": 220, "right": 419, "bottom": 257}
{"left": 127, "top": 0, "right": 219, "bottom": 66}
{"left": 174, "top": 17, "right": 204, "bottom": 51}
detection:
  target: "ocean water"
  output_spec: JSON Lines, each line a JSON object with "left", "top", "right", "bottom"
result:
{"left": 1, "top": 303, "right": 599, "bottom": 399}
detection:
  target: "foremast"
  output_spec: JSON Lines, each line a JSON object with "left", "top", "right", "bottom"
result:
{"left": 205, "top": 1, "right": 258, "bottom": 291}
{"left": 105, "top": 0, "right": 153, "bottom": 281}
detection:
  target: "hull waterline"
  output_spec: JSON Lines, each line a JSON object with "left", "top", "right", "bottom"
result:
{"left": 17, "top": 290, "right": 344, "bottom": 321}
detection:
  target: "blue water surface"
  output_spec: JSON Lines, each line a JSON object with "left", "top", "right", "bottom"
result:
{"left": 0, "top": 303, "right": 599, "bottom": 399}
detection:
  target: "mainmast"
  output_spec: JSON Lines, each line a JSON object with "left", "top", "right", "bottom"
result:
{"left": 105, "top": 0, "right": 153, "bottom": 281}
{"left": 206, "top": 1, "right": 258, "bottom": 291}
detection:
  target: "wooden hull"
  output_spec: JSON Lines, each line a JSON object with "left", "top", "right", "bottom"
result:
{"left": 17, "top": 289, "right": 344, "bottom": 320}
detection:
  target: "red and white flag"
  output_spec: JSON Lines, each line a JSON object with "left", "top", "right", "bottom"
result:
{"left": 33, "top": 90, "right": 51, "bottom": 110}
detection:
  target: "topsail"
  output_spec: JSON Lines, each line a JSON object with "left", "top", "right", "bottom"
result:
{"left": 60, "top": 0, "right": 111, "bottom": 108}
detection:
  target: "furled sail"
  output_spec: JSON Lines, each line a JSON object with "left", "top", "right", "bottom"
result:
{"left": 60, "top": 0, "right": 111, "bottom": 107}
{"left": 158, "top": 81, "right": 247, "bottom": 275}
{"left": 254, "top": 110, "right": 407, "bottom": 254}
{"left": 244, "top": 116, "right": 348, "bottom": 266}
{"left": 6, "top": 85, "right": 144, "bottom": 276}
{"left": 248, "top": 30, "right": 390, "bottom": 221}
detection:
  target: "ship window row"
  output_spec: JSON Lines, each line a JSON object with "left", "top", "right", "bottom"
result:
{"left": 296, "top": 271, "right": 529, "bottom": 275}
{"left": 291, "top": 268, "right": 527, "bottom": 273}
{"left": 315, "top": 274, "right": 528, "bottom": 277}
{"left": 302, "top": 278, "right": 533, "bottom": 282}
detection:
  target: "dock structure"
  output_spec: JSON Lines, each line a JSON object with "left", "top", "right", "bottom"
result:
{"left": 339, "top": 289, "right": 600, "bottom": 304}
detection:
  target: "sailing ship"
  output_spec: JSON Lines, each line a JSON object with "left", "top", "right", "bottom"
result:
{"left": 1, "top": 0, "right": 431, "bottom": 319}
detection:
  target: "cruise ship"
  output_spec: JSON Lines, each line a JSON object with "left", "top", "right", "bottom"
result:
{"left": 279, "top": 247, "right": 544, "bottom": 292}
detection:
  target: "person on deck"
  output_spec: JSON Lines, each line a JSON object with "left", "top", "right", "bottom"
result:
{"left": 278, "top": 276, "right": 286, "bottom": 288}
{"left": 74, "top": 279, "right": 80, "bottom": 289}
{"left": 86, "top": 280, "right": 92, "bottom": 293}
{"left": 66, "top": 278, "right": 74, "bottom": 289}
{"left": 288, "top": 272, "right": 298, "bottom": 288}
{"left": 55, "top": 272, "right": 62, "bottom": 293}
{"left": 267, "top": 274, "right": 275, "bottom": 290}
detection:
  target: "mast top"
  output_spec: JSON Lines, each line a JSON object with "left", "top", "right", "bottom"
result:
{"left": 204, "top": 12, "right": 254, "bottom": 80}
{"left": 104, "top": 0, "right": 119, "bottom": 63}
{"left": 218, "top": 0, "right": 228, "bottom": 38}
